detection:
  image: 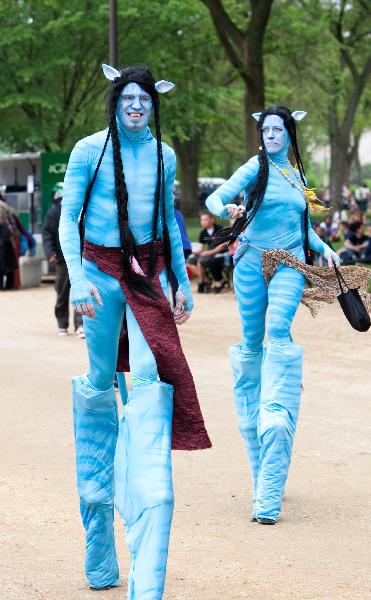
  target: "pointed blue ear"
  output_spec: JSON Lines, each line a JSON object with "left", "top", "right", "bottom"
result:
{"left": 102, "top": 64, "right": 121, "bottom": 81}
{"left": 251, "top": 112, "right": 262, "bottom": 121}
{"left": 291, "top": 110, "right": 307, "bottom": 121}
{"left": 155, "top": 80, "right": 176, "bottom": 94}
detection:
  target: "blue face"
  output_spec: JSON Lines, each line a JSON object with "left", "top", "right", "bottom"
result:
{"left": 118, "top": 82, "right": 153, "bottom": 131}
{"left": 262, "top": 115, "right": 289, "bottom": 154}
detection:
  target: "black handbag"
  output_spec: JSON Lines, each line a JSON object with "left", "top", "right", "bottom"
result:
{"left": 334, "top": 265, "right": 370, "bottom": 332}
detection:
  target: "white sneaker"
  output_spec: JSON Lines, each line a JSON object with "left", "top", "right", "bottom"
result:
{"left": 58, "top": 328, "right": 68, "bottom": 337}
{"left": 75, "top": 326, "right": 85, "bottom": 339}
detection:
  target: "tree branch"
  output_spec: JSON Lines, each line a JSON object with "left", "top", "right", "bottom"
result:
{"left": 200, "top": 0, "right": 248, "bottom": 80}
{"left": 200, "top": 0, "right": 244, "bottom": 47}
{"left": 342, "top": 54, "right": 371, "bottom": 137}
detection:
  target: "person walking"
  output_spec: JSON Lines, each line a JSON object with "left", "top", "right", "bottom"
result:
{"left": 206, "top": 106, "right": 339, "bottom": 524}
{"left": 42, "top": 183, "right": 84, "bottom": 337}
{"left": 59, "top": 64, "right": 211, "bottom": 597}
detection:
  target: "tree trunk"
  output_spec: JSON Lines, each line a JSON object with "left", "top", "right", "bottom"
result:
{"left": 244, "top": 81, "right": 264, "bottom": 158}
{"left": 172, "top": 134, "right": 201, "bottom": 216}
{"left": 201, "top": 0, "right": 272, "bottom": 157}
{"left": 243, "top": 21, "right": 266, "bottom": 157}
{"left": 329, "top": 137, "right": 347, "bottom": 212}
{"left": 350, "top": 132, "right": 362, "bottom": 186}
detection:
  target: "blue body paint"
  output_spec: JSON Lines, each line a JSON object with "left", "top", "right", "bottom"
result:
{"left": 206, "top": 118, "right": 337, "bottom": 522}
{"left": 60, "top": 73, "right": 186, "bottom": 597}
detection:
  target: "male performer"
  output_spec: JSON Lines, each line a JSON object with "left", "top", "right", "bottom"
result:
{"left": 60, "top": 64, "right": 211, "bottom": 598}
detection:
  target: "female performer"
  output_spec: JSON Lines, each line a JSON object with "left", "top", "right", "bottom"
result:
{"left": 206, "top": 106, "right": 339, "bottom": 524}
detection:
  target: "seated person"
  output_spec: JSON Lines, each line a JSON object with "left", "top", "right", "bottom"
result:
{"left": 332, "top": 220, "right": 349, "bottom": 243}
{"left": 357, "top": 224, "right": 371, "bottom": 263}
{"left": 339, "top": 221, "right": 369, "bottom": 264}
{"left": 188, "top": 212, "right": 228, "bottom": 293}
{"left": 320, "top": 215, "right": 338, "bottom": 242}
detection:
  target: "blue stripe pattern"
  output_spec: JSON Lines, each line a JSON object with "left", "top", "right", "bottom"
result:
{"left": 230, "top": 246, "right": 305, "bottom": 521}
{"left": 115, "top": 381, "right": 174, "bottom": 599}
{"left": 72, "top": 375, "right": 120, "bottom": 589}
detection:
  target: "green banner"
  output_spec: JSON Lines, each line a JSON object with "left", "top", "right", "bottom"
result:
{"left": 40, "top": 151, "right": 70, "bottom": 220}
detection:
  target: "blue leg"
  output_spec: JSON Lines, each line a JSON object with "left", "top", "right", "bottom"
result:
{"left": 233, "top": 249, "right": 267, "bottom": 354}
{"left": 73, "top": 259, "right": 125, "bottom": 587}
{"left": 73, "top": 376, "right": 120, "bottom": 589}
{"left": 115, "top": 282, "right": 174, "bottom": 599}
{"left": 231, "top": 250, "right": 267, "bottom": 513}
{"left": 255, "top": 265, "right": 305, "bottom": 522}
{"left": 256, "top": 343, "right": 303, "bottom": 522}
{"left": 229, "top": 344, "right": 262, "bottom": 500}
{"left": 115, "top": 382, "right": 174, "bottom": 600}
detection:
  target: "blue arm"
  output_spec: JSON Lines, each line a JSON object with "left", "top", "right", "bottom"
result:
{"left": 164, "top": 149, "right": 193, "bottom": 312}
{"left": 206, "top": 156, "right": 259, "bottom": 219}
{"left": 59, "top": 141, "right": 95, "bottom": 304}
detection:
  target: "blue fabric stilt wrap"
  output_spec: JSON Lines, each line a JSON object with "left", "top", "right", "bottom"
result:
{"left": 72, "top": 375, "right": 120, "bottom": 589}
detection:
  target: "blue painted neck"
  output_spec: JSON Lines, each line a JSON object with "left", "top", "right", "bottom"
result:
{"left": 117, "top": 119, "right": 153, "bottom": 144}
{"left": 267, "top": 143, "right": 290, "bottom": 166}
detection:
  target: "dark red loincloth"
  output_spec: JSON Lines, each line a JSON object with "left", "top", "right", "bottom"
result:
{"left": 83, "top": 239, "right": 211, "bottom": 451}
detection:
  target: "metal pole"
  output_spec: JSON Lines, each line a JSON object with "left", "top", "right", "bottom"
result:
{"left": 109, "top": 0, "right": 118, "bottom": 66}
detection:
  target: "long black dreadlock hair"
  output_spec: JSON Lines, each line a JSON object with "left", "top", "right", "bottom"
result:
{"left": 216, "top": 105, "right": 313, "bottom": 265}
{"left": 79, "top": 65, "right": 172, "bottom": 297}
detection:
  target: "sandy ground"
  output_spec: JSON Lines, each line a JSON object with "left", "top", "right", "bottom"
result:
{"left": 1, "top": 282, "right": 371, "bottom": 600}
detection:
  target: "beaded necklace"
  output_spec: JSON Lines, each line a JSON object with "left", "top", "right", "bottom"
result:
{"left": 267, "top": 156, "right": 325, "bottom": 211}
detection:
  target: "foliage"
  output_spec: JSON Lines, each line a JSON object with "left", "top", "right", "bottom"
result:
{"left": 0, "top": 0, "right": 110, "bottom": 151}
{"left": 0, "top": 0, "right": 369, "bottom": 196}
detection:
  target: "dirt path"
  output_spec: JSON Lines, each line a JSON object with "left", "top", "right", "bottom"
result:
{"left": 1, "top": 284, "right": 370, "bottom": 600}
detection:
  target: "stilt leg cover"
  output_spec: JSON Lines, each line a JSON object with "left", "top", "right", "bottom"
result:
{"left": 72, "top": 375, "right": 120, "bottom": 589}
{"left": 229, "top": 344, "right": 262, "bottom": 496}
{"left": 114, "top": 381, "right": 174, "bottom": 599}
{"left": 255, "top": 343, "right": 303, "bottom": 522}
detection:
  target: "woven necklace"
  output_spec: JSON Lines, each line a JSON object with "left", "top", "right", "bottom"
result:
{"left": 267, "top": 156, "right": 325, "bottom": 211}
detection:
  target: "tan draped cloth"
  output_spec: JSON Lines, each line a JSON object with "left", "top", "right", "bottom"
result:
{"left": 261, "top": 249, "right": 371, "bottom": 318}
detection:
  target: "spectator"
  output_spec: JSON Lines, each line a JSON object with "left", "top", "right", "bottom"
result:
{"left": 192, "top": 212, "right": 229, "bottom": 293}
{"left": 333, "top": 207, "right": 349, "bottom": 225}
{"left": 174, "top": 200, "right": 192, "bottom": 259}
{"left": 42, "top": 183, "right": 84, "bottom": 338}
{"left": 339, "top": 221, "right": 369, "bottom": 265}
{"left": 354, "top": 182, "right": 370, "bottom": 214}
{"left": 348, "top": 207, "right": 366, "bottom": 227}
{"left": 342, "top": 184, "right": 352, "bottom": 211}
{"left": 320, "top": 215, "right": 338, "bottom": 242}
{"left": 0, "top": 192, "right": 35, "bottom": 289}
{"left": 333, "top": 220, "right": 350, "bottom": 244}
{"left": 0, "top": 196, "right": 17, "bottom": 290}
{"left": 321, "top": 185, "right": 331, "bottom": 209}
{"left": 358, "top": 224, "right": 371, "bottom": 263}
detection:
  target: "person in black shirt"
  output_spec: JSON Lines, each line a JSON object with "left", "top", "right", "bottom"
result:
{"left": 42, "top": 185, "right": 83, "bottom": 337}
{"left": 344, "top": 222, "right": 369, "bottom": 257}
{"left": 195, "top": 212, "right": 228, "bottom": 293}
{"left": 339, "top": 221, "right": 369, "bottom": 265}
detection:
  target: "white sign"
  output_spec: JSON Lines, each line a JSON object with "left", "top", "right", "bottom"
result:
{"left": 27, "top": 175, "right": 34, "bottom": 194}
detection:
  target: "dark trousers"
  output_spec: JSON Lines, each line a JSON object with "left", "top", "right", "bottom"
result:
{"left": 55, "top": 261, "right": 82, "bottom": 330}
{"left": 200, "top": 255, "right": 224, "bottom": 282}
{"left": 0, "top": 271, "right": 15, "bottom": 290}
